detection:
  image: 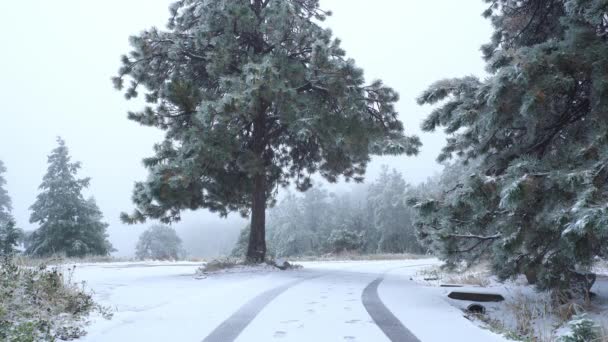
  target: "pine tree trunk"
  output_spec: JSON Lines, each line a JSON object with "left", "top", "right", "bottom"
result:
{"left": 247, "top": 172, "right": 267, "bottom": 263}
{"left": 245, "top": 9, "right": 269, "bottom": 264}
{"left": 246, "top": 102, "right": 268, "bottom": 263}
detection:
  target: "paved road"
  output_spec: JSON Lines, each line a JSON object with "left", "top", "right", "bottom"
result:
{"left": 202, "top": 269, "right": 422, "bottom": 342}
{"left": 75, "top": 260, "right": 508, "bottom": 342}
{"left": 202, "top": 276, "right": 316, "bottom": 342}
{"left": 362, "top": 277, "right": 421, "bottom": 342}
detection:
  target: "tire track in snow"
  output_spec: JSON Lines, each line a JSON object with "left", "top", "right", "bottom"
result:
{"left": 201, "top": 275, "right": 316, "bottom": 342}
{"left": 362, "top": 277, "right": 421, "bottom": 342}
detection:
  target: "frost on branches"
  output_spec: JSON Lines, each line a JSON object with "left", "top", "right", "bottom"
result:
{"left": 413, "top": 0, "right": 608, "bottom": 293}
{"left": 114, "top": 0, "right": 420, "bottom": 262}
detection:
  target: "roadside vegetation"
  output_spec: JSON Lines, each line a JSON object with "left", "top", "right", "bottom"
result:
{"left": 415, "top": 260, "right": 608, "bottom": 341}
{"left": 1, "top": 257, "right": 112, "bottom": 341}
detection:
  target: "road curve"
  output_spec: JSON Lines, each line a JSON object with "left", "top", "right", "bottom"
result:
{"left": 362, "top": 277, "right": 421, "bottom": 342}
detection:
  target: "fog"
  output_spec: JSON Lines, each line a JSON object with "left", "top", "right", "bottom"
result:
{"left": 0, "top": 1, "right": 491, "bottom": 257}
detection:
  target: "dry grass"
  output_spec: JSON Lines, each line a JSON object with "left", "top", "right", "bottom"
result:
{"left": 416, "top": 263, "right": 491, "bottom": 287}
{"left": 494, "top": 290, "right": 605, "bottom": 341}
{"left": 198, "top": 257, "right": 242, "bottom": 273}
{"left": 597, "top": 318, "right": 608, "bottom": 342}
{"left": 291, "top": 252, "right": 428, "bottom": 262}
{"left": 506, "top": 291, "right": 556, "bottom": 341}
{"left": 444, "top": 270, "right": 491, "bottom": 287}
{"left": 12, "top": 254, "right": 214, "bottom": 267}
{"left": 13, "top": 255, "right": 131, "bottom": 267}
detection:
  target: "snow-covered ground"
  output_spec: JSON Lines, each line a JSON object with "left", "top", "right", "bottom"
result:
{"left": 71, "top": 259, "right": 509, "bottom": 342}
{"left": 412, "top": 264, "right": 608, "bottom": 341}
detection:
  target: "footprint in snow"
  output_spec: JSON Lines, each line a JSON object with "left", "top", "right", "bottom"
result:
{"left": 280, "top": 320, "right": 299, "bottom": 324}
{"left": 344, "top": 336, "right": 356, "bottom": 341}
{"left": 273, "top": 331, "right": 287, "bottom": 338}
{"left": 345, "top": 319, "right": 361, "bottom": 324}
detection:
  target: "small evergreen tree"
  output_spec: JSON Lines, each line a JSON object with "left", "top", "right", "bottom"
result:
{"left": 114, "top": 0, "right": 420, "bottom": 262}
{"left": 27, "top": 138, "right": 113, "bottom": 257}
{"left": 415, "top": 0, "right": 608, "bottom": 292}
{"left": 135, "top": 225, "right": 183, "bottom": 260}
{"left": 559, "top": 315, "right": 601, "bottom": 342}
{"left": 0, "top": 220, "right": 21, "bottom": 259}
{"left": 0, "top": 161, "right": 22, "bottom": 259}
{"left": 0, "top": 160, "right": 13, "bottom": 226}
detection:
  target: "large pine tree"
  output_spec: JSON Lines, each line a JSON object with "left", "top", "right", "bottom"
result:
{"left": 114, "top": 0, "right": 420, "bottom": 262}
{"left": 27, "top": 138, "right": 113, "bottom": 257}
{"left": 414, "top": 0, "right": 608, "bottom": 292}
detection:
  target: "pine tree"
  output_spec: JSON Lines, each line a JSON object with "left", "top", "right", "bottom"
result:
{"left": 368, "top": 166, "right": 421, "bottom": 253}
{"left": 114, "top": 0, "right": 420, "bottom": 262}
{"left": 0, "top": 160, "right": 12, "bottom": 225}
{"left": 27, "top": 138, "right": 113, "bottom": 257}
{"left": 0, "top": 160, "right": 22, "bottom": 258}
{"left": 415, "top": 0, "right": 608, "bottom": 292}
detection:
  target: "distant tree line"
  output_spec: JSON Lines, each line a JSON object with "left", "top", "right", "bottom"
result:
{"left": 233, "top": 166, "right": 426, "bottom": 258}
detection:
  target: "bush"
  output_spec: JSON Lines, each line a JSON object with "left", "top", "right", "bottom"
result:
{"left": 327, "top": 229, "right": 363, "bottom": 253}
{"left": 0, "top": 257, "right": 111, "bottom": 341}
{"left": 135, "top": 225, "right": 183, "bottom": 260}
{"left": 559, "top": 315, "right": 601, "bottom": 342}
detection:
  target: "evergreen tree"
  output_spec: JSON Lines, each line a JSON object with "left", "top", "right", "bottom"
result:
{"left": 114, "top": 0, "right": 420, "bottom": 262}
{"left": 135, "top": 225, "right": 183, "bottom": 260}
{"left": 27, "top": 138, "right": 113, "bottom": 257}
{"left": 0, "top": 220, "right": 22, "bottom": 259}
{"left": 368, "top": 166, "right": 421, "bottom": 253}
{"left": 415, "top": 0, "right": 608, "bottom": 292}
{"left": 0, "top": 160, "right": 22, "bottom": 258}
{"left": 327, "top": 228, "right": 362, "bottom": 253}
{"left": 0, "top": 160, "right": 12, "bottom": 225}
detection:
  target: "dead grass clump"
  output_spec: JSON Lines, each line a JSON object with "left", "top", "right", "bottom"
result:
{"left": 507, "top": 291, "right": 555, "bottom": 340}
{"left": 416, "top": 263, "right": 492, "bottom": 287}
{"left": 199, "top": 257, "right": 242, "bottom": 273}
{"left": 444, "top": 271, "right": 491, "bottom": 287}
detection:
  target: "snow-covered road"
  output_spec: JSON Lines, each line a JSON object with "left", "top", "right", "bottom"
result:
{"left": 72, "top": 260, "right": 508, "bottom": 342}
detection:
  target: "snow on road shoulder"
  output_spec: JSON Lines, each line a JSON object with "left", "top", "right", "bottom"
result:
{"left": 380, "top": 267, "right": 508, "bottom": 342}
{"left": 408, "top": 264, "right": 608, "bottom": 341}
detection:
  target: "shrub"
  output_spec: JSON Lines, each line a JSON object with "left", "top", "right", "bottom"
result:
{"left": 559, "top": 315, "right": 601, "bottom": 342}
{"left": 0, "top": 257, "right": 111, "bottom": 341}
{"left": 135, "top": 225, "right": 183, "bottom": 260}
{"left": 327, "top": 229, "right": 363, "bottom": 253}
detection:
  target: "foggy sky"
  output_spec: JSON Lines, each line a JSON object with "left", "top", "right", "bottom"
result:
{"left": 0, "top": 1, "right": 491, "bottom": 256}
